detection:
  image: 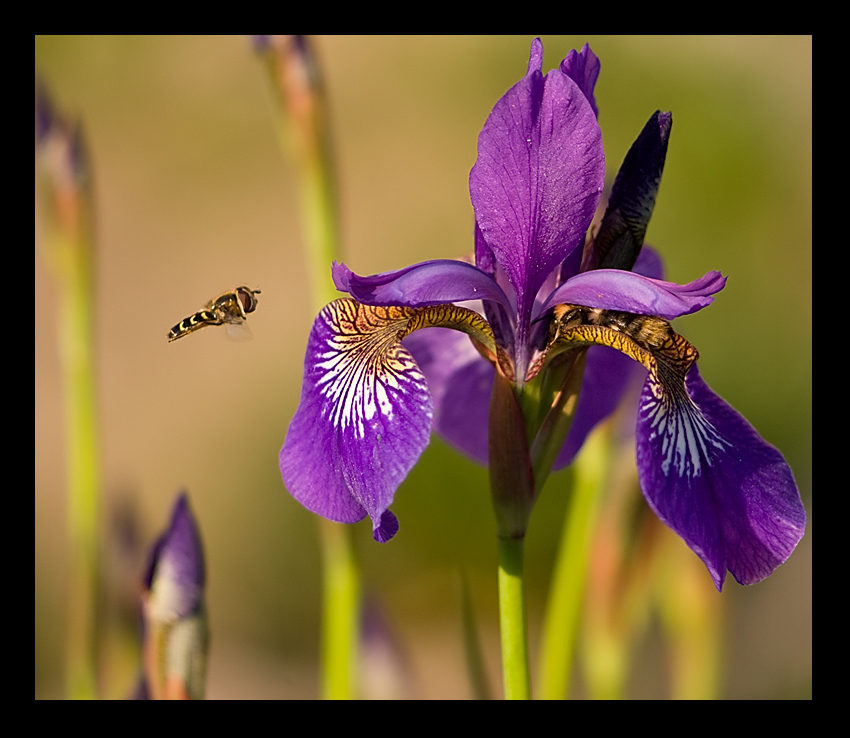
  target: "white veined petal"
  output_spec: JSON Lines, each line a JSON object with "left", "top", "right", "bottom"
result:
{"left": 640, "top": 373, "right": 730, "bottom": 479}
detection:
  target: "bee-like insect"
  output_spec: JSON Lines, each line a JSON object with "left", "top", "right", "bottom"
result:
{"left": 167, "top": 286, "right": 261, "bottom": 343}
{"left": 552, "top": 304, "right": 674, "bottom": 351}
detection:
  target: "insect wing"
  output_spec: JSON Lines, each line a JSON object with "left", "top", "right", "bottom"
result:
{"left": 224, "top": 320, "right": 253, "bottom": 342}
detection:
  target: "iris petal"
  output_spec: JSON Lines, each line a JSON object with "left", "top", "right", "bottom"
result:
{"left": 280, "top": 300, "right": 434, "bottom": 541}
{"left": 333, "top": 259, "right": 512, "bottom": 312}
{"left": 543, "top": 268, "right": 726, "bottom": 320}
{"left": 637, "top": 365, "right": 806, "bottom": 590}
{"left": 469, "top": 41, "right": 605, "bottom": 332}
{"left": 281, "top": 299, "right": 497, "bottom": 540}
{"left": 560, "top": 43, "right": 601, "bottom": 118}
{"left": 547, "top": 304, "right": 805, "bottom": 588}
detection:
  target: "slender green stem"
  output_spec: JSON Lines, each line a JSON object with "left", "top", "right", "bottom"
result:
{"left": 258, "top": 36, "right": 358, "bottom": 699}
{"left": 460, "top": 571, "right": 492, "bottom": 700}
{"left": 62, "top": 258, "right": 100, "bottom": 700}
{"left": 498, "top": 535, "right": 531, "bottom": 700}
{"left": 261, "top": 35, "right": 340, "bottom": 310}
{"left": 319, "top": 519, "right": 360, "bottom": 699}
{"left": 37, "top": 104, "right": 101, "bottom": 699}
{"left": 537, "top": 423, "right": 609, "bottom": 700}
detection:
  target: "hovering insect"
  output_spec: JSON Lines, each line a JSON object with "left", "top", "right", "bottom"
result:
{"left": 168, "top": 286, "right": 261, "bottom": 343}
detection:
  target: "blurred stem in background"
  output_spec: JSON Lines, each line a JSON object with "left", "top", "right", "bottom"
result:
{"left": 571, "top": 418, "right": 722, "bottom": 700}
{"left": 254, "top": 35, "right": 359, "bottom": 699}
{"left": 537, "top": 423, "right": 608, "bottom": 699}
{"left": 654, "top": 522, "right": 722, "bottom": 700}
{"left": 36, "top": 83, "right": 101, "bottom": 700}
{"left": 537, "top": 399, "right": 722, "bottom": 699}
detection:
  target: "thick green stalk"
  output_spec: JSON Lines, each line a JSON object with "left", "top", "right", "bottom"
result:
{"left": 488, "top": 371, "right": 534, "bottom": 699}
{"left": 498, "top": 535, "right": 530, "bottom": 700}
{"left": 529, "top": 350, "right": 587, "bottom": 494}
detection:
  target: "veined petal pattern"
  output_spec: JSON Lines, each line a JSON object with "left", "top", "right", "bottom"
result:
{"left": 281, "top": 299, "right": 497, "bottom": 542}
{"left": 281, "top": 300, "right": 433, "bottom": 541}
{"left": 637, "top": 365, "right": 806, "bottom": 590}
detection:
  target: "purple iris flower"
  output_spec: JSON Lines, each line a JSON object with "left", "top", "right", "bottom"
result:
{"left": 280, "top": 39, "right": 805, "bottom": 590}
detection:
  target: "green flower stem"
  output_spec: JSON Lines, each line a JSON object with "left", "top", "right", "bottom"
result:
{"left": 261, "top": 35, "right": 340, "bottom": 310}
{"left": 498, "top": 534, "right": 531, "bottom": 700}
{"left": 61, "top": 252, "right": 100, "bottom": 700}
{"left": 488, "top": 371, "right": 534, "bottom": 698}
{"left": 537, "top": 423, "right": 609, "bottom": 700}
{"left": 258, "top": 36, "right": 358, "bottom": 699}
{"left": 37, "top": 113, "right": 100, "bottom": 699}
{"left": 319, "top": 518, "right": 360, "bottom": 699}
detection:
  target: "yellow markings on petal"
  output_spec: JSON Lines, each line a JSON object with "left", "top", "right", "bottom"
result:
{"left": 547, "top": 303, "right": 729, "bottom": 479}
{"left": 324, "top": 299, "right": 496, "bottom": 352}
{"left": 314, "top": 299, "right": 497, "bottom": 436}
{"left": 403, "top": 302, "right": 497, "bottom": 355}
{"left": 548, "top": 304, "right": 698, "bottom": 381}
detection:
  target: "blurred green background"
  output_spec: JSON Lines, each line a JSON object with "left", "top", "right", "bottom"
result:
{"left": 35, "top": 35, "right": 811, "bottom": 699}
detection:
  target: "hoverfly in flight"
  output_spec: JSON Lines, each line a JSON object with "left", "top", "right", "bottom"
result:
{"left": 168, "top": 286, "right": 261, "bottom": 343}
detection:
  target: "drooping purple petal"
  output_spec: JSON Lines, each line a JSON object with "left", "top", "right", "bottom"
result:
{"left": 636, "top": 364, "right": 806, "bottom": 590}
{"left": 560, "top": 43, "right": 601, "bottom": 118}
{"left": 280, "top": 300, "right": 433, "bottom": 541}
{"left": 543, "top": 268, "right": 727, "bottom": 320}
{"left": 469, "top": 40, "right": 605, "bottom": 335}
{"left": 403, "top": 327, "right": 492, "bottom": 465}
{"left": 333, "top": 259, "right": 512, "bottom": 312}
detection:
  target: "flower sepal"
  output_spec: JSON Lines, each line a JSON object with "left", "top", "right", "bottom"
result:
{"left": 280, "top": 298, "right": 498, "bottom": 542}
{"left": 544, "top": 302, "right": 806, "bottom": 589}
{"left": 637, "top": 364, "right": 806, "bottom": 590}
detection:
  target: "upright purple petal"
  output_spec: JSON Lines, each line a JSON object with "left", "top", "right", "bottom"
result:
{"left": 470, "top": 40, "right": 605, "bottom": 335}
{"left": 544, "top": 268, "right": 727, "bottom": 320}
{"left": 280, "top": 301, "right": 434, "bottom": 541}
{"left": 636, "top": 365, "right": 806, "bottom": 590}
{"left": 560, "top": 44, "right": 601, "bottom": 118}
{"left": 474, "top": 224, "right": 518, "bottom": 359}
